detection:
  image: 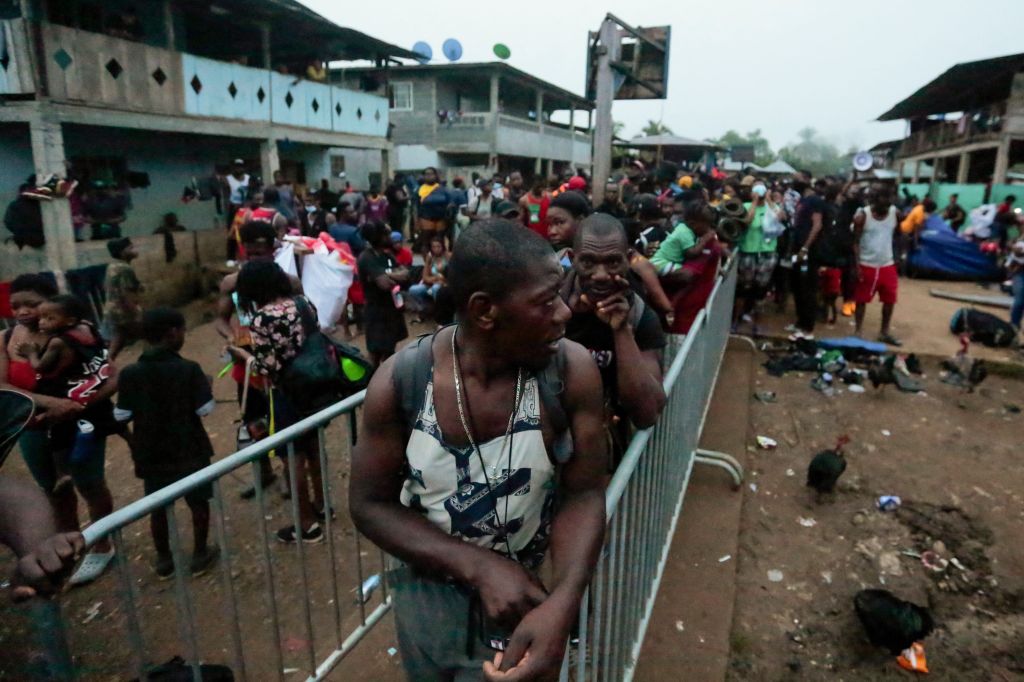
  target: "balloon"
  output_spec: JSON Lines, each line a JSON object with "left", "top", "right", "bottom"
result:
{"left": 442, "top": 38, "right": 463, "bottom": 62}
{"left": 493, "top": 43, "right": 511, "bottom": 60}
{"left": 412, "top": 41, "right": 432, "bottom": 64}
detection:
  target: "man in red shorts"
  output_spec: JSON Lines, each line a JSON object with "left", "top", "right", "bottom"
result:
{"left": 852, "top": 187, "right": 901, "bottom": 346}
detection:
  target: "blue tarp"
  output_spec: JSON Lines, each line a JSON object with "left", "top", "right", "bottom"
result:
{"left": 907, "top": 215, "right": 1002, "bottom": 280}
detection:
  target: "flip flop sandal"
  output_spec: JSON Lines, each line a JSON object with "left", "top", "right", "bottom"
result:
{"left": 69, "top": 550, "right": 115, "bottom": 586}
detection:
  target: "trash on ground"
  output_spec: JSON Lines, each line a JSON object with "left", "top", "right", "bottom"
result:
{"left": 879, "top": 552, "right": 904, "bottom": 576}
{"left": 797, "top": 517, "right": 817, "bottom": 527}
{"left": 854, "top": 589, "right": 934, "bottom": 656}
{"left": 1004, "top": 403, "right": 1021, "bottom": 414}
{"left": 283, "top": 669, "right": 300, "bottom": 675}
{"left": 881, "top": 429, "right": 892, "bottom": 437}
{"left": 848, "top": 384, "right": 866, "bottom": 393}
{"left": 355, "top": 573, "right": 381, "bottom": 604}
{"left": 877, "top": 495, "right": 902, "bottom": 511}
{"left": 675, "top": 620, "right": 685, "bottom": 632}
{"left": 767, "top": 570, "right": 784, "bottom": 583}
{"left": 756, "top": 436, "right": 778, "bottom": 450}
{"left": 949, "top": 557, "right": 968, "bottom": 572}
{"left": 820, "top": 571, "right": 833, "bottom": 584}
{"left": 387, "top": 647, "right": 398, "bottom": 657}
{"left": 920, "top": 551, "right": 949, "bottom": 573}
{"left": 897, "top": 642, "right": 930, "bottom": 673}
{"left": 749, "top": 483, "right": 758, "bottom": 492}
{"left": 785, "top": 468, "right": 795, "bottom": 477}
{"left": 82, "top": 601, "right": 102, "bottom": 624}
{"left": 718, "top": 554, "right": 732, "bottom": 563}
{"left": 754, "top": 391, "right": 778, "bottom": 403}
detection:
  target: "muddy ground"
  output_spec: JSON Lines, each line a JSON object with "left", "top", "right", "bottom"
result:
{"left": 728, "top": 353, "right": 1024, "bottom": 681}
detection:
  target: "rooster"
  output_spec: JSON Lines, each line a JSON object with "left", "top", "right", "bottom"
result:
{"left": 806, "top": 435, "right": 850, "bottom": 499}
{"left": 941, "top": 335, "right": 988, "bottom": 393}
{"left": 869, "top": 354, "right": 922, "bottom": 393}
{"left": 854, "top": 589, "right": 935, "bottom": 655}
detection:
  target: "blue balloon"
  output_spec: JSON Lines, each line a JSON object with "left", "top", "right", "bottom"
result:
{"left": 442, "top": 38, "right": 463, "bottom": 62}
{"left": 412, "top": 41, "right": 432, "bottom": 64}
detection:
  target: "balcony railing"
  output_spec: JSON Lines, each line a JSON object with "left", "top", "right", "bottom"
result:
{"left": 898, "top": 119, "right": 1003, "bottom": 157}
{"left": 5, "top": 21, "right": 388, "bottom": 138}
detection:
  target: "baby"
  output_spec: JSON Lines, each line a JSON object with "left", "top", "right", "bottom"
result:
{"left": 19, "top": 295, "right": 116, "bottom": 492}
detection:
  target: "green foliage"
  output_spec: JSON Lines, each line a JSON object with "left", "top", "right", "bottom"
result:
{"left": 709, "top": 129, "right": 775, "bottom": 167}
{"left": 642, "top": 120, "right": 673, "bottom": 137}
{"left": 777, "top": 127, "right": 848, "bottom": 177}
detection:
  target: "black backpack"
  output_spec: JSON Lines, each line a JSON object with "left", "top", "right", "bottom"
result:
{"left": 391, "top": 327, "right": 573, "bottom": 464}
{"left": 949, "top": 307, "right": 1017, "bottom": 348}
{"left": 812, "top": 203, "right": 853, "bottom": 267}
{"left": 276, "top": 297, "right": 373, "bottom": 415}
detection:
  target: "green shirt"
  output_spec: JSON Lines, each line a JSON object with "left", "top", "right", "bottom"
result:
{"left": 738, "top": 203, "right": 777, "bottom": 254}
{"left": 650, "top": 222, "right": 697, "bottom": 270}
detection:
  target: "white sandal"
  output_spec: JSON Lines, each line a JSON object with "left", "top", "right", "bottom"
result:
{"left": 69, "top": 549, "right": 115, "bottom": 586}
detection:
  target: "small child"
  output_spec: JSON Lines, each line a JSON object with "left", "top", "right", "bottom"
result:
{"left": 650, "top": 219, "right": 716, "bottom": 274}
{"left": 819, "top": 266, "right": 843, "bottom": 325}
{"left": 115, "top": 308, "right": 219, "bottom": 579}
{"left": 102, "top": 237, "right": 143, "bottom": 360}
{"left": 18, "top": 294, "right": 118, "bottom": 493}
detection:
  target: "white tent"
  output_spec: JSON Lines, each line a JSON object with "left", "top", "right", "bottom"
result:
{"left": 760, "top": 160, "right": 797, "bottom": 175}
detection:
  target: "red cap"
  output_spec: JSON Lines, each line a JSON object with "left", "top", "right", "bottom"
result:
{"left": 568, "top": 176, "right": 587, "bottom": 190}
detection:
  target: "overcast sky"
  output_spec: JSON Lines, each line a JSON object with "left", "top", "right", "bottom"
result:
{"left": 309, "top": 0, "right": 1024, "bottom": 155}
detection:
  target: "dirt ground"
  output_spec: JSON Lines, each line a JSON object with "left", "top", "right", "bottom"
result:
{"left": 0, "top": 295, "right": 437, "bottom": 681}
{"left": 727, "top": 352, "right": 1024, "bottom": 680}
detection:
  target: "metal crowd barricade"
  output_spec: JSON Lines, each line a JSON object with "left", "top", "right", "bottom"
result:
{"left": 561, "top": 257, "right": 741, "bottom": 682}
{"left": 49, "top": 257, "right": 739, "bottom": 682}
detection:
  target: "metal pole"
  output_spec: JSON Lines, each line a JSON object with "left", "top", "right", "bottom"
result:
{"left": 591, "top": 16, "right": 619, "bottom": 205}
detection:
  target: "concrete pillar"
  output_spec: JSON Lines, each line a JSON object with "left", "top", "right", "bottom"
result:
{"left": 956, "top": 151, "right": 971, "bottom": 184}
{"left": 912, "top": 159, "right": 922, "bottom": 183}
{"left": 569, "top": 108, "right": 576, "bottom": 132}
{"left": 162, "top": 0, "right": 176, "bottom": 50}
{"left": 489, "top": 75, "right": 499, "bottom": 113}
{"left": 534, "top": 157, "right": 543, "bottom": 176}
{"left": 932, "top": 156, "right": 942, "bottom": 183}
{"left": 259, "top": 139, "right": 279, "bottom": 188}
{"left": 546, "top": 158, "right": 554, "bottom": 178}
{"left": 535, "top": 90, "right": 544, "bottom": 128}
{"left": 29, "top": 115, "right": 77, "bottom": 284}
{"left": 380, "top": 148, "right": 391, "bottom": 188}
{"left": 993, "top": 136, "right": 1011, "bottom": 184}
{"left": 260, "top": 24, "right": 272, "bottom": 69}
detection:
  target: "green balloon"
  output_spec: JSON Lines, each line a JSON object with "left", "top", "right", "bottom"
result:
{"left": 493, "top": 43, "right": 511, "bottom": 60}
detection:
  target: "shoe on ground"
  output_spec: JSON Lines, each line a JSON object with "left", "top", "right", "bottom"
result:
{"left": 878, "top": 333, "right": 902, "bottom": 347}
{"left": 190, "top": 546, "right": 221, "bottom": 576}
{"left": 154, "top": 554, "right": 175, "bottom": 580}
{"left": 69, "top": 549, "right": 115, "bottom": 586}
{"left": 276, "top": 523, "right": 324, "bottom": 544}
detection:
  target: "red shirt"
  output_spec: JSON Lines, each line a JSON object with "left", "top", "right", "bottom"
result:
{"left": 669, "top": 239, "right": 723, "bottom": 335}
{"left": 394, "top": 246, "right": 414, "bottom": 267}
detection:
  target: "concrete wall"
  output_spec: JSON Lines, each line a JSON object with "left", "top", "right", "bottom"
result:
{"left": 394, "top": 145, "right": 439, "bottom": 173}
{"left": 62, "top": 125, "right": 258, "bottom": 237}
{"left": 1, "top": 227, "right": 224, "bottom": 307}
{"left": 0, "top": 124, "right": 38, "bottom": 217}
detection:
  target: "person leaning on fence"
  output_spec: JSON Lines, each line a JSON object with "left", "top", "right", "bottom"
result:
{"left": 114, "top": 308, "right": 220, "bottom": 579}
{"left": 349, "top": 219, "right": 608, "bottom": 681}
{"left": 561, "top": 213, "right": 667, "bottom": 470}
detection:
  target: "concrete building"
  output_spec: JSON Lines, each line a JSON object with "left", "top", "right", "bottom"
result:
{"left": 0, "top": 0, "right": 414, "bottom": 292}
{"left": 334, "top": 62, "right": 594, "bottom": 183}
{"left": 879, "top": 53, "right": 1024, "bottom": 184}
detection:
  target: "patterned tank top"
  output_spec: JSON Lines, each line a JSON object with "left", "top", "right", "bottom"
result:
{"left": 400, "top": 377, "right": 556, "bottom": 570}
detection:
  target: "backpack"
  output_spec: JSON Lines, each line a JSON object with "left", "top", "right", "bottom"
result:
{"left": 276, "top": 297, "right": 373, "bottom": 415}
{"left": 949, "top": 307, "right": 1017, "bottom": 348}
{"left": 392, "top": 327, "right": 573, "bottom": 463}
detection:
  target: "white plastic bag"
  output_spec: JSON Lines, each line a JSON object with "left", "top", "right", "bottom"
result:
{"left": 761, "top": 202, "right": 787, "bottom": 239}
{"left": 300, "top": 251, "right": 354, "bottom": 330}
{"left": 274, "top": 242, "right": 299, "bottom": 277}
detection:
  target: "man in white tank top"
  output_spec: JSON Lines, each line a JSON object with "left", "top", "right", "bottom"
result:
{"left": 853, "top": 187, "right": 901, "bottom": 345}
{"left": 350, "top": 220, "right": 608, "bottom": 680}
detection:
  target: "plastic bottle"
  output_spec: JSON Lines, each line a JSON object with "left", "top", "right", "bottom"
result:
{"left": 391, "top": 285, "right": 405, "bottom": 310}
{"left": 70, "top": 420, "right": 95, "bottom": 463}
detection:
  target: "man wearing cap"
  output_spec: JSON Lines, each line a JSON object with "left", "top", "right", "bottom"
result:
{"left": 103, "top": 237, "right": 142, "bottom": 360}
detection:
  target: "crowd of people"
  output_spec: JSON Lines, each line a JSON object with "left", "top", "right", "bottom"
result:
{"left": 3, "top": 154, "right": 1024, "bottom": 681}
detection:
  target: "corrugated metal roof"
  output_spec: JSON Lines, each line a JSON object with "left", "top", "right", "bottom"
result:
{"left": 617, "top": 134, "right": 722, "bottom": 150}
{"left": 878, "top": 52, "right": 1024, "bottom": 121}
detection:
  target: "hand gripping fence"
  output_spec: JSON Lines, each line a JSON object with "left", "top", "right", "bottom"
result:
{"left": 37, "top": 258, "right": 739, "bottom": 681}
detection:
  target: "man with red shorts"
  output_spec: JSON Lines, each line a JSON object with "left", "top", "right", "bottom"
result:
{"left": 853, "top": 187, "right": 901, "bottom": 346}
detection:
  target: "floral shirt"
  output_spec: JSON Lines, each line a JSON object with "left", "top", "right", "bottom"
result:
{"left": 249, "top": 297, "right": 314, "bottom": 381}
{"left": 103, "top": 261, "right": 142, "bottom": 325}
